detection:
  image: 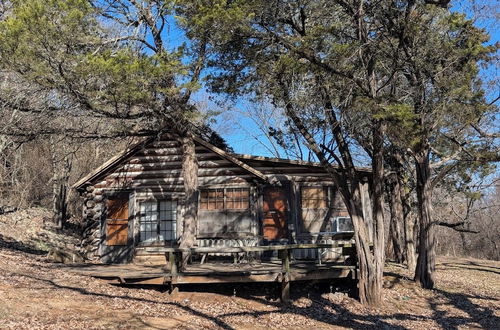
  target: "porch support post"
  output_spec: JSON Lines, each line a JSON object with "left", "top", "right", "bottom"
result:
{"left": 168, "top": 251, "right": 180, "bottom": 295}
{"left": 280, "top": 248, "right": 291, "bottom": 303}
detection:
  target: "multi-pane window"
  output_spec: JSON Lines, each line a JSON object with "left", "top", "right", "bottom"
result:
{"left": 200, "top": 188, "right": 250, "bottom": 210}
{"left": 139, "top": 200, "right": 177, "bottom": 243}
{"left": 159, "top": 201, "right": 177, "bottom": 240}
{"left": 301, "top": 186, "right": 331, "bottom": 233}
{"left": 301, "top": 187, "right": 328, "bottom": 209}
{"left": 198, "top": 187, "right": 252, "bottom": 237}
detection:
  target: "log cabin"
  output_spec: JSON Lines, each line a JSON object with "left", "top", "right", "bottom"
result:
{"left": 74, "top": 133, "right": 372, "bottom": 265}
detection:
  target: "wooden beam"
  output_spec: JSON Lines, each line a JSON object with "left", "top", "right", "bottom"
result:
{"left": 193, "top": 136, "right": 271, "bottom": 183}
{"left": 144, "top": 242, "right": 355, "bottom": 254}
{"left": 73, "top": 137, "right": 154, "bottom": 190}
{"left": 173, "top": 273, "right": 280, "bottom": 284}
{"left": 280, "top": 248, "right": 292, "bottom": 303}
{"left": 235, "top": 154, "right": 371, "bottom": 173}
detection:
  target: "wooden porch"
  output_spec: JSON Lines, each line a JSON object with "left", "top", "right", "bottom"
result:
{"left": 68, "top": 242, "right": 357, "bottom": 302}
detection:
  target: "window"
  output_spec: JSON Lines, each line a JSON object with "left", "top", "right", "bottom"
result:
{"left": 301, "top": 187, "right": 328, "bottom": 209}
{"left": 106, "top": 196, "right": 129, "bottom": 246}
{"left": 333, "top": 216, "right": 354, "bottom": 232}
{"left": 300, "top": 186, "right": 353, "bottom": 234}
{"left": 300, "top": 186, "right": 331, "bottom": 233}
{"left": 198, "top": 187, "right": 252, "bottom": 237}
{"left": 200, "top": 188, "right": 250, "bottom": 210}
{"left": 139, "top": 200, "right": 177, "bottom": 243}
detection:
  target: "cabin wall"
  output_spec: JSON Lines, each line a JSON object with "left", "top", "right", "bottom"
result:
{"left": 81, "top": 134, "right": 264, "bottom": 262}
{"left": 80, "top": 185, "right": 102, "bottom": 261}
{"left": 78, "top": 134, "right": 371, "bottom": 263}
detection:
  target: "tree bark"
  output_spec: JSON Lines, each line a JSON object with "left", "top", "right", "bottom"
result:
{"left": 401, "top": 173, "right": 417, "bottom": 272}
{"left": 179, "top": 133, "right": 199, "bottom": 269}
{"left": 285, "top": 100, "right": 381, "bottom": 305}
{"left": 54, "top": 183, "right": 68, "bottom": 229}
{"left": 387, "top": 173, "right": 405, "bottom": 263}
{"left": 348, "top": 194, "right": 380, "bottom": 305}
{"left": 414, "top": 148, "right": 436, "bottom": 289}
{"left": 50, "top": 137, "right": 72, "bottom": 229}
{"left": 366, "top": 119, "right": 385, "bottom": 306}
{"left": 404, "top": 210, "right": 417, "bottom": 272}
{"left": 276, "top": 76, "right": 384, "bottom": 305}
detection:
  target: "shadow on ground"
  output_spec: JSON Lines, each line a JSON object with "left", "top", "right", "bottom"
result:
{"left": 9, "top": 267, "right": 500, "bottom": 330}
{"left": 3, "top": 243, "right": 499, "bottom": 330}
{"left": 0, "top": 233, "right": 47, "bottom": 255}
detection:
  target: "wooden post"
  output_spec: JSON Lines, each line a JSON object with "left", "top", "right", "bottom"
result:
{"left": 169, "top": 251, "right": 179, "bottom": 295}
{"left": 169, "top": 252, "right": 178, "bottom": 275}
{"left": 280, "top": 248, "right": 291, "bottom": 303}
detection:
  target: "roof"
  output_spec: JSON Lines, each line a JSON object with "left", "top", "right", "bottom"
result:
{"left": 73, "top": 137, "right": 155, "bottom": 190}
{"left": 234, "top": 153, "right": 372, "bottom": 173}
{"left": 73, "top": 133, "right": 371, "bottom": 191}
{"left": 72, "top": 134, "right": 271, "bottom": 191}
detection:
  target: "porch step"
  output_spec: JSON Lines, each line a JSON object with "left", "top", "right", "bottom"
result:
{"left": 133, "top": 253, "right": 166, "bottom": 266}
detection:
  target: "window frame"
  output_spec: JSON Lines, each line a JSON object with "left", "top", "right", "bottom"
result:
{"left": 333, "top": 216, "right": 354, "bottom": 233}
{"left": 138, "top": 199, "right": 178, "bottom": 244}
{"left": 300, "top": 186, "right": 329, "bottom": 210}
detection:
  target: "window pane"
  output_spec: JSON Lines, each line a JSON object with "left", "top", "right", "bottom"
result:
{"left": 200, "top": 189, "right": 225, "bottom": 210}
{"left": 158, "top": 200, "right": 177, "bottom": 241}
{"left": 140, "top": 201, "right": 159, "bottom": 242}
{"left": 336, "top": 217, "right": 353, "bottom": 232}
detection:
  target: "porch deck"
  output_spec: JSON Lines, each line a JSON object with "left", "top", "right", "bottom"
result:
{"left": 67, "top": 242, "right": 357, "bottom": 301}
{"left": 68, "top": 260, "right": 356, "bottom": 284}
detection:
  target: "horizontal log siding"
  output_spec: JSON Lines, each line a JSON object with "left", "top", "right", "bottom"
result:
{"left": 80, "top": 135, "right": 362, "bottom": 262}
{"left": 95, "top": 138, "right": 253, "bottom": 194}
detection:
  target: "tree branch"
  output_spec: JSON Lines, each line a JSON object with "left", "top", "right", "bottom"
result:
{"left": 437, "top": 221, "right": 479, "bottom": 233}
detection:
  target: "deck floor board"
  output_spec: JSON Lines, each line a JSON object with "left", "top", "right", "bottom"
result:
{"left": 66, "top": 261, "right": 356, "bottom": 284}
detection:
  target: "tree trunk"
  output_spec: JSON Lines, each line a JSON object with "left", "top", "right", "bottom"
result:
{"left": 179, "top": 133, "right": 199, "bottom": 269}
{"left": 54, "top": 183, "right": 68, "bottom": 229}
{"left": 414, "top": 148, "right": 436, "bottom": 289}
{"left": 278, "top": 82, "right": 384, "bottom": 305}
{"left": 404, "top": 210, "right": 417, "bottom": 272}
{"left": 401, "top": 173, "right": 417, "bottom": 272}
{"left": 387, "top": 173, "right": 405, "bottom": 263}
{"left": 348, "top": 119, "right": 385, "bottom": 307}
{"left": 50, "top": 138, "right": 72, "bottom": 229}
{"left": 367, "top": 120, "right": 385, "bottom": 306}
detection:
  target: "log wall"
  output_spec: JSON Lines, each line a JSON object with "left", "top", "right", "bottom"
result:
{"left": 78, "top": 134, "right": 371, "bottom": 263}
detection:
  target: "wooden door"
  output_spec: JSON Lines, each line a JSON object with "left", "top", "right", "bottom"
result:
{"left": 262, "top": 187, "right": 288, "bottom": 240}
{"left": 106, "top": 196, "right": 129, "bottom": 246}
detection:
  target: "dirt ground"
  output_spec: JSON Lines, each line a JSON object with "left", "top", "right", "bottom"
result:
{"left": 0, "top": 247, "right": 498, "bottom": 329}
{"left": 0, "top": 210, "right": 499, "bottom": 329}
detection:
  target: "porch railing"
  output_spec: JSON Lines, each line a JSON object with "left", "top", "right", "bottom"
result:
{"left": 145, "top": 242, "right": 356, "bottom": 302}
